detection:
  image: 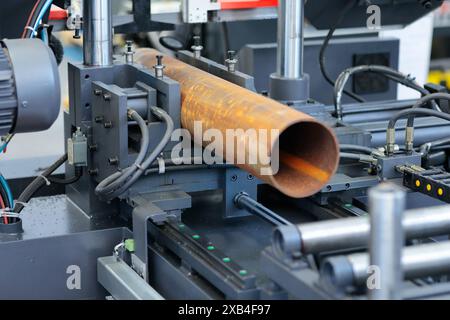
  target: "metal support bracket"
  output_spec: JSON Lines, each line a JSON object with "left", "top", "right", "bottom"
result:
{"left": 177, "top": 50, "right": 256, "bottom": 91}
{"left": 98, "top": 256, "right": 164, "bottom": 300}
{"left": 130, "top": 190, "right": 191, "bottom": 280}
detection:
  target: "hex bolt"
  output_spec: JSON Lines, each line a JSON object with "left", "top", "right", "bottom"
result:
{"left": 73, "top": 28, "right": 81, "bottom": 39}
{"left": 94, "top": 89, "right": 102, "bottom": 96}
{"left": 103, "top": 121, "right": 112, "bottom": 128}
{"left": 94, "top": 116, "right": 104, "bottom": 123}
{"left": 125, "top": 40, "right": 134, "bottom": 64}
{"left": 72, "top": 15, "right": 82, "bottom": 39}
{"left": 225, "top": 50, "right": 238, "bottom": 73}
{"left": 108, "top": 157, "right": 119, "bottom": 165}
{"left": 103, "top": 93, "right": 111, "bottom": 101}
{"left": 88, "top": 169, "right": 98, "bottom": 176}
{"left": 191, "top": 36, "right": 203, "bottom": 59}
{"left": 153, "top": 55, "right": 165, "bottom": 78}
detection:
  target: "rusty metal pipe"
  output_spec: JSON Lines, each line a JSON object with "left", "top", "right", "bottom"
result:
{"left": 135, "top": 49, "right": 339, "bottom": 198}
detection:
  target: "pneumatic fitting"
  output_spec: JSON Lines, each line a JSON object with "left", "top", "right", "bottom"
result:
{"left": 385, "top": 128, "right": 396, "bottom": 156}
{"left": 404, "top": 126, "right": 415, "bottom": 154}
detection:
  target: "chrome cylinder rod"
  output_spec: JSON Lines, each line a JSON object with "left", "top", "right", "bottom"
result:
{"left": 273, "top": 204, "right": 450, "bottom": 256}
{"left": 276, "top": 0, "right": 304, "bottom": 78}
{"left": 322, "top": 241, "right": 450, "bottom": 290}
{"left": 83, "top": 0, "right": 113, "bottom": 66}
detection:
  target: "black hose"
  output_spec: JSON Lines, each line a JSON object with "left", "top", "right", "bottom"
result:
{"left": 340, "top": 152, "right": 364, "bottom": 161}
{"left": 48, "top": 167, "right": 83, "bottom": 185}
{"left": 96, "top": 107, "right": 174, "bottom": 201}
{"left": 340, "top": 144, "right": 374, "bottom": 155}
{"left": 388, "top": 108, "right": 450, "bottom": 130}
{"left": 108, "top": 107, "right": 174, "bottom": 199}
{"left": 95, "top": 109, "right": 150, "bottom": 199}
{"left": 334, "top": 65, "right": 437, "bottom": 120}
{"left": 319, "top": 0, "right": 364, "bottom": 103}
{"left": 13, "top": 154, "right": 68, "bottom": 213}
{"left": 406, "top": 93, "right": 450, "bottom": 128}
{"left": 335, "top": 66, "right": 434, "bottom": 102}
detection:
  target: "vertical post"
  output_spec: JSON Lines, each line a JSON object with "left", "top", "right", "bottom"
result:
{"left": 368, "top": 183, "right": 406, "bottom": 300}
{"left": 276, "top": 0, "right": 303, "bottom": 79}
{"left": 83, "top": 0, "right": 113, "bottom": 66}
{"left": 270, "top": 0, "right": 309, "bottom": 102}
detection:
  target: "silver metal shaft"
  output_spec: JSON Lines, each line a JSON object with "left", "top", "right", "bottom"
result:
{"left": 276, "top": 0, "right": 304, "bottom": 78}
{"left": 323, "top": 241, "right": 450, "bottom": 290}
{"left": 368, "top": 183, "right": 405, "bottom": 300}
{"left": 83, "top": 0, "right": 113, "bottom": 66}
{"left": 274, "top": 204, "right": 450, "bottom": 255}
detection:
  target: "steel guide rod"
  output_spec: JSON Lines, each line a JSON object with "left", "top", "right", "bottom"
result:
{"left": 276, "top": 0, "right": 304, "bottom": 78}
{"left": 321, "top": 240, "right": 450, "bottom": 290}
{"left": 83, "top": 0, "right": 113, "bottom": 66}
{"left": 274, "top": 204, "right": 450, "bottom": 256}
{"left": 368, "top": 183, "right": 405, "bottom": 300}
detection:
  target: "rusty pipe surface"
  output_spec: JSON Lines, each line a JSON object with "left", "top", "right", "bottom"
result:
{"left": 135, "top": 49, "right": 339, "bottom": 198}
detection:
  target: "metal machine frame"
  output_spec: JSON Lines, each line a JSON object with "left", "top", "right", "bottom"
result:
{"left": 2, "top": 0, "right": 450, "bottom": 300}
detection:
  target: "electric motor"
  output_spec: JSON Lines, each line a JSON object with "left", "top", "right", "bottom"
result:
{"left": 0, "top": 39, "right": 60, "bottom": 135}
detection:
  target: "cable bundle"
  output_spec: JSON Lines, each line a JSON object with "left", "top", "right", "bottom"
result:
{"left": 95, "top": 107, "right": 174, "bottom": 201}
{"left": 22, "top": 0, "right": 54, "bottom": 39}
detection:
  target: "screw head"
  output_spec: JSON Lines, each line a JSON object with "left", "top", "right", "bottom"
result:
{"left": 108, "top": 157, "right": 119, "bottom": 165}
{"left": 88, "top": 169, "right": 98, "bottom": 176}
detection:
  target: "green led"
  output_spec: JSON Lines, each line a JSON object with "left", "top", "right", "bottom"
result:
{"left": 239, "top": 270, "right": 248, "bottom": 276}
{"left": 344, "top": 203, "right": 352, "bottom": 208}
{"left": 178, "top": 224, "right": 185, "bottom": 229}
{"left": 124, "top": 239, "right": 135, "bottom": 252}
{"left": 222, "top": 257, "right": 231, "bottom": 263}
{"left": 207, "top": 245, "right": 215, "bottom": 251}
{"left": 192, "top": 234, "right": 200, "bottom": 240}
